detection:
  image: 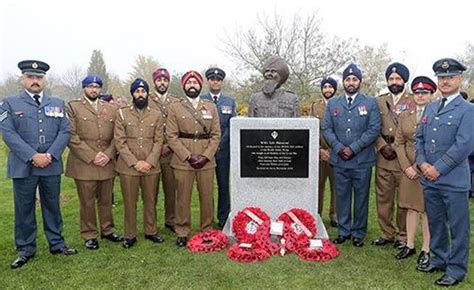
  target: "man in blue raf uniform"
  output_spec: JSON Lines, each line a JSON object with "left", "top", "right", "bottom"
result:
{"left": 415, "top": 58, "right": 474, "bottom": 287}
{"left": 0, "top": 60, "right": 76, "bottom": 269}
{"left": 202, "top": 67, "right": 237, "bottom": 228}
{"left": 322, "top": 63, "right": 381, "bottom": 247}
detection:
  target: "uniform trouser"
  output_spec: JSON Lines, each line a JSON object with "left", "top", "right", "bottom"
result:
{"left": 216, "top": 155, "right": 231, "bottom": 223}
{"left": 375, "top": 166, "right": 406, "bottom": 241}
{"left": 159, "top": 160, "right": 176, "bottom": 226}
{"left": 334, "top": 166, "right": 372, "bottom": 239}
{"left": 318, "top": 160, "right": 337, "bottom": 222}
{"left": 13, "top": 175, "right": 65, "bottom": 256}
{"left": 423, "top": 187, "right": 470, "bottom": 280}
{"left": 119, "top": 174, "right": 159, "bottom": 239}
{"left": 174, "top": 168, "right": 214, "bottom": 237}
{"left": 74, "top": 178, "right": 114, "bottom": 240}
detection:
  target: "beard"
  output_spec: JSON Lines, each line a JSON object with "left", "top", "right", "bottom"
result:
{"left": 156, "top": 84, "right": 168, "bottom": 95}
{"left": 344, "top": 83, "right": 360, "bottom": 95}
{"left": 322, "top": 91, "right": 335, "bottom": 99}
{"left": 85, "top": 92, "right": 99, "bottom": 101}
{"left": 133, "top": 97, "right": 148, "bottom": 110}
{"left": 388, "top": 84, "right": 404, "bottom": 95}
{"left": 262, "top": 79, "right": 280, "bottom": 96}
{"left": 185, "top": 87, "right": 201, "bottom": 98}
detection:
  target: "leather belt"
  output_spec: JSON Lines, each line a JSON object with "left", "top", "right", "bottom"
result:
{"left": 179, "top": 132, "right": 210, "bottom": 139}
{"left": 382, "top": 134, "right": 395, "bottom": 144}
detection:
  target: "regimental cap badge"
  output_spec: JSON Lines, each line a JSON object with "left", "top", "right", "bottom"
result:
{"left": 392, "top": 67, "right": 397, "bottom": 72}
{"left": 214, "top": 70, "right": 219, "bottom": 75}
{"left": 416, "top": 82, "right": 423, "bottom": 89}
{"left": 349, "top": 68, "right": 353, "bottom": 74}
{"left": 93, "top": 76, "right": 97, "bottom": 82}
{"left": 271, "top": 131, "right": 278, "bottom": 139}
{"left": 139, "top": 81, "right": 144, "bottom": 86}
{"left": 32, "top": 62, "right": 38, "bottom": 69}
{"left": 441, "top": 61, "right": 449, "bottom": 70}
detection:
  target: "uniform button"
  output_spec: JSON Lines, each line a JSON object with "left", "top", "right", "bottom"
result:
{"left": 348, "top": 111, "right": 352, "bottom": 114}
{"left": 39, "top": 129, "right": 43, "bottom": 132}
{"left": 140, "top": 145, "right": 143, "bottom": 148}
{"left": 98, "top": 124, "right": 102, "bottom": 128}
{"left": 195, "top": 130, "right": 199, "bottom": 134}
{"left": 39, "top": 119, "right": 42, "bottom": 123}
{"left": 141, "top": 120, "right": 144, "bottom": 123}
{"left": 431, "top": 140, "right": 435, "bottom": 143}
{"left": 435, "top": 117, "right": 439, "bottom": 120}
{"left": 140, "top": 128, "right": 144, "bottom": 131}
{"left": 433, "top": 128, "right": 437, "bottom": 131}
{"left": 347, "top": 119, "right": 351, "bottom": 122}
{"left": 389, "top": 128, "right": 393, "bottom": 132}
{"left": 194, "top": 112, "right": 197, "bottom": 115}
{"left": 38, "top": 110, "right": 41, "bottom": 113}
{"left": 194, "top": 121, "right": 198, "bottom": 124}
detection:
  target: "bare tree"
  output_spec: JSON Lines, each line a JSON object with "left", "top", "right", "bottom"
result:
{"left": 458, "top": 43, "right": 474, "bottom": 98}
{"left": 60, "top": 65, "right": 85, "bottom": 100}
{"left": 0, "top": 74, "right": 21, "bottom": 99}
{"left": 219, "top": 10, "right": 358, "bottom": 100}
{"left": 353, "top": 44, "right": 393, "bottom": 96}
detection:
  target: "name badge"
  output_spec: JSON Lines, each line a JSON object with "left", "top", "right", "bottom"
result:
{"left": 45, "top": 106, "right": 64, "bottom": 118}
{"left": 221, "top": 105, "right": 232, "bottom": 115}
{"left": 201, "top": 109, "right": 212, "bottom": 119}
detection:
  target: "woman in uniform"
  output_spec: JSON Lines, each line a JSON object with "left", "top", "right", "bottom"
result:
{"left": 393, "top": 76, "right": 437, "bottom": 268}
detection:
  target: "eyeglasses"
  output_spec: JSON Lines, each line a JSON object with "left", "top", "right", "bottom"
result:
{"left": 86, "top": 84, "right": 101, "bottom": 89}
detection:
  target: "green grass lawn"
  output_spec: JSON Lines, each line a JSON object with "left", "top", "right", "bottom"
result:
{"left": 0, "top": 142, "right": 473, "bottom": 289}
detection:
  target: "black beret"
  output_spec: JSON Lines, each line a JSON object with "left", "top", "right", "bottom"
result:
{"left": 385, "top": 62, "right": 409, "bottom": 83}
{"left": 18, "top": 60, "right": 50, "bottom": 76}
{"left": 432, "top": 58, "right": 467, "bottom": 77}
{"left": 205, "top": 67, "right": 226, "bottom": 80}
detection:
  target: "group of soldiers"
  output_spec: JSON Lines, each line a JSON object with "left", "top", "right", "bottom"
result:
{"left": 0, "top": 60, "right": 236, "bottom": 268}
{"left": 312, "top": 59, "right": 473, "bottom": 287}
{"left": 1, "top": 55, "right": 473, "bottom": 287}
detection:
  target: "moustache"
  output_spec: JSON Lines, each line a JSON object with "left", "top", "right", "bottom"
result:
{"left": 31, "top": 83, "right": 39, "bottom": 87}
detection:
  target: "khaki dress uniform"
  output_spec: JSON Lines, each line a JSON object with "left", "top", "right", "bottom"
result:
{"left": 149, "top": 93, "right": 180, "bottom": 228}
{"left": 114, "top": 105, "right": 164, "bottom": 239}
{"left": 310, "top": 98, "right": 337, "bottom": 222}
{"left": 166, "top": 98, "right": 221, "bottom": 238}
{"left": 375, "top": 92, "right": 414, "bottom": 241}
{"left": 65, "top": 97, "right": 117, "bottom": 240}
{"left": 394, "top": 109, "right": 424, "bottom": 212}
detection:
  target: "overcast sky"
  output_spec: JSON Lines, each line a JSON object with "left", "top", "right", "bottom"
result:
{"left": 1, "top": 0, "right": 473, "bottom": 83}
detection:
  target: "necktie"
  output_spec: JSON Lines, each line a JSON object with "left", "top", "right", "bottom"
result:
{"left": 213, "top": 95, "right": 218, "bottom": 104}
{"left": 347, "top": 97, "right": 353, "bottom": 107}
{"left": 33, "top": 95, "right": 41, "bottom": 106}
{"left": 438, "top": 97, "right": 447, "bottom": 113}
{"left": 416, "top": 109, "right": 423, "bottom": 123}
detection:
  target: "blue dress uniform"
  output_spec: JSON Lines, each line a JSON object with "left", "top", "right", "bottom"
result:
{"left": 416, "top": 96, "right": 474, "bottom": 280}
{"left": 0, "top": 61, "right": 71, "bottom": 262}
{"left": 322, "top": 93, "right": 381, "bottom": 241}
{"left": 202, "top": 68, "right": 237, "bottom": 226}
{"left": 416, "top": 58, "right": 474, "bottom": 283}
{"left": 0, "top": 91, "right": 71, "bottom": 255}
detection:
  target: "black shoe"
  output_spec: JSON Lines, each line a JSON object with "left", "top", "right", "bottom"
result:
{"left": 395, "top": 246, "right": 416, "bottom": 259}
{"left": 371, "top": 237, "right": 394, "bottom": 246}
{"left": 101, "top": 233, "right": 123, "bottom": 242}
{"left": 145, "top": 234, "right": 164, "bottom": 243}
{"left": 417, "top": 251, "right": 430, "bottom": 267}
{"left": 50, "top": 246, "right": 78, "bottom": 256}
{"left": 435, "top": 274, "right": 461, "bottom": 287}
{"left": 352, "top": 237, "right": 365, "bottom": 247}
{"left": 165, "top": 224, "right": 175, "bottom": 233}
{"left": 122, "top": 238, "right": 137, "bottom": 249}
{"left": 10, "top": 255, "right": 33, "bottom": 269}
{"left": 84, "top": 239, "right": 99, "bottom": 250}
{"left": 333, "top": 235, "right": 351, "bottom": 244}
{"left": 330, "top": 220, "right": 339, "bottom": 228}
{"left": 176, "top": 237, "right": 188, "bottom": 247}
{"left": 394, "top": 240, "right": 407, "bottom": 250}
{"left": 417, "top": 263, "right": 442, "bottom": 273}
